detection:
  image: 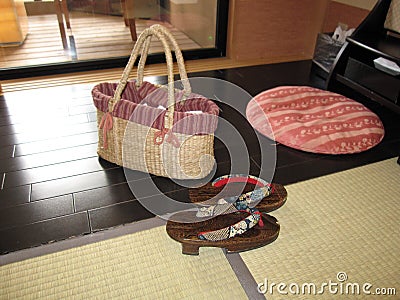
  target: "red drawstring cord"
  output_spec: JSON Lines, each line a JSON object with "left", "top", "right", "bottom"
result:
{"left": 99, "top": 112, "right": 113, "bottom": 149}
{"left": 154, "top": 128, "right": 180, "bottom": 148}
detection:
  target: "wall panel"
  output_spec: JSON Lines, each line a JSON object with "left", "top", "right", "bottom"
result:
{"left": 227, "top": 0, "right": 328, "bottom": 62}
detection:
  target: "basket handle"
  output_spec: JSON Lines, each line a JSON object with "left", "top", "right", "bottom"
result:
{"left": 110, "top": 24, "right": 191, "bottom": 130}
{"left": 136, "top": 25, "right": 191, "bottom": 97}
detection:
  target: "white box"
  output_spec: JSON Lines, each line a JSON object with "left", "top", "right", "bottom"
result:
{"left": 373, "top": 57, "right": 400, "bottom": 76}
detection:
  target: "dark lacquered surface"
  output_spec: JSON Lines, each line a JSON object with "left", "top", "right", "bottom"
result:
{"left": 0, "top": 60, "right": 399, "bottom": 254}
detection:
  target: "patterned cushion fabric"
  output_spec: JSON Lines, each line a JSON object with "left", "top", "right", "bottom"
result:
{"left": 246, "top": 86, "right": 385, "bottom": 154}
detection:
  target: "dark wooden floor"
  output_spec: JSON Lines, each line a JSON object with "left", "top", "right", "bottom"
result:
{"left": 0, "top": 60, "right": 399, "bottom": 254}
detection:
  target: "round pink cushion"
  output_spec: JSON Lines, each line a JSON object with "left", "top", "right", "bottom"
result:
{"left": 246, "top": 86, "right": 385, "bottom": 154}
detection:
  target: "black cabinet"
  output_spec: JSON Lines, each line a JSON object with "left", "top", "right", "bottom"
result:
{"left": 326, "top": 0, "right": 400, "bottom": 114}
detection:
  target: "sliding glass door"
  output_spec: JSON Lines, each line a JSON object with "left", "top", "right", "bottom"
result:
{"left": 0, "top": 0, "right": 228, "bottom": 79}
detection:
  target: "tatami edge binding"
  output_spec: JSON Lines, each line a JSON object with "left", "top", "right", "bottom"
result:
{"left": 225, "top": 252, "right": 266, "bottom": 300}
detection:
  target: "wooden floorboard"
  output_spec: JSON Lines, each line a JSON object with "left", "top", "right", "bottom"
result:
{"left": 0, "top": 143, "right": 98, "bottom": 174}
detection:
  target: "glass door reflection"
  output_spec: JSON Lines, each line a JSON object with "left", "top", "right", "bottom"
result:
{"left": 0, "top": 0, "right": 221, "bottom": 73}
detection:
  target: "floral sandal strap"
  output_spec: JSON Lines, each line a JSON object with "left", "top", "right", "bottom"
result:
{"left": 196, "top": 175, "right": 274, "bottom": 218}
{"left": 198, "top": 207, "right": 264, "bottom": 241}
{"left": 212, "top": 174, "right": 274, "bottom": 205}
{"left": 196, "top": 190, "right": 259, "bottom": 218}
{"left": 196, "top": 201, "right": 238, "bottom": 217}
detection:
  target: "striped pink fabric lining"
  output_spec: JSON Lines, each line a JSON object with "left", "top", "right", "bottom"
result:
{"left": 246, "top": 86, "right": 385, "bottom": 154}
{"left": 92, "top": 81, "right": 219, "bottom": 135}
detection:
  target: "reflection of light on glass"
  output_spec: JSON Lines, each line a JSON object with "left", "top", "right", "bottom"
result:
{"left": 143, "top": 76, "right": 162, "bottom": 85}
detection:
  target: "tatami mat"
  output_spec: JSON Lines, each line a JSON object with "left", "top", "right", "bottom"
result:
{"left": 241, "top": 158, "right": 400, "bottom": 299}
{"left": 1, "top": 159, "right": 399, "bottom": 299}
{"left": 0, "top": 226, "right": 246, "bottom": 299}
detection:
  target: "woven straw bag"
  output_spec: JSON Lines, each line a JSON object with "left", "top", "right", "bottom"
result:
{"left": 92, "top": 24, "right": 219, "bottom": 179}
